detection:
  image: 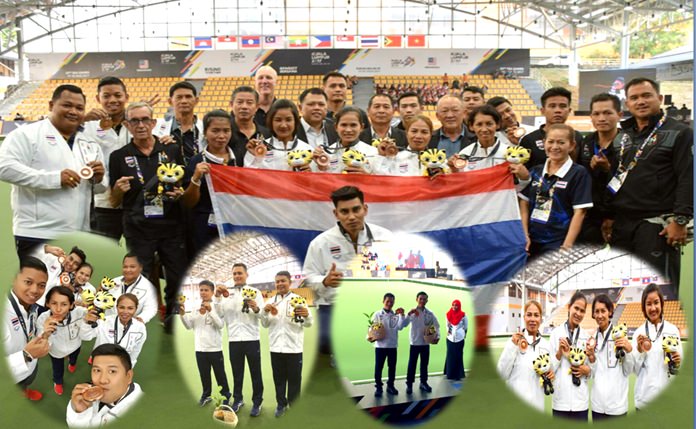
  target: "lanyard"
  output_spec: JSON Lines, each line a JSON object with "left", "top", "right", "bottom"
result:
{"left": 371, "top": 127, "right": 392, "bottom": 140}
{"left": 132, "top": 156, "right": 145, "bottom": 185}
{"left": 565, "top": 321, "right": 580, "bottom": 346}
{"left": 114, "top": 317, "right": 132, "bottom": 345}
{"left": 171, "top": 117, "right": 200, "bottom": 155}
{"left": 645, "top": 320, "right": 665, "bottom": 343}
{"left": 339, "top": 222, "right": 374, "bottom": 253}
{"left": 268, "top": 137, "right": 299, "bottom": 152}
{"left": 8, "top": 292, "right": 36, "bottom": 342}
{"left": 522, "top": 328, "right": 541, "bottom": 351}
{"left": 462, "top": 139, "right": 501, "bottom": 162}
{"left": 617, "top": 115, "right": 666, "bottom": 173}
{"left": 534, "top": 171, "right": 558, "bottom": 203}
{"left": 595, "top": 323, "right": 612, "bottom": 352}
{"left": 324, "top": 139, "right": 360, "bottom": 154}
{"left": 122, "top": 276, "right": 142, "bottom": 295}
{"left": 53, "top": 311, "right": 72, "bottom": 328}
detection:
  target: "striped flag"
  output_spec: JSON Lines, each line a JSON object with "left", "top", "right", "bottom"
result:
{"left": 334, "top": 35, "right": 356, "bottom": 48}
{"left": 194, "top": 37, "right": 213, "bottom": 49}
{"left": 207, "top": 164, "right": 527, "bottom": 285}
{"left": 241, "top": 36, "right": 261, "bottom": 48}
{"left": 216, "top": 36, "right": 238, "bottom": 49}
{"left": 263, "top": 36, "right": 285, "bottom": 49}
{"left": 287, "top": 36, "right": 308, "bottom": 48}
{"left": 359, "top": 35, "right": 380, "bottom": 48}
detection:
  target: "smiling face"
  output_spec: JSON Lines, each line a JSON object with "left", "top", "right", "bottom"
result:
{"left": 593, "top": 301, "right": 611, "bottom": 331}
{"left": 13, "top": 268, "right": 48, "bottom": 308}
{"left": 383, "top": 296, "right": 395, "bottom": 311}
{"left": 74, "top": 265, "right": 93, "bottom": 286}
{"left": 205, "top": 117, "right": 232, "bottom": 153}
{"left": 541, "top": 95, "right": 571, "bottom": 125}
{"left": 169, "top": 88, "right": 198, "bottom": 116}
{"left": 63, "top": 252, "right": 84, "bottom": 273}
{"left": 336, "top": 111, "right": 362, "bottom": 146}
{"left": 49, "top": 90, "right": 86, "bottom": 136}
{"left": 470, "top": 112, "right": 499, "bottom": 147}
{"left": 231, "top": 91, "right": 258, "bottom": 122}
{"left": 626, "top": 81, "right": 662, "bottom": 123}
{"left": 255, "top": 68, "right": 277, "bottom": 98}
{"left": 124, "top": 106, "right": 156, "bottom": 141}
{"left": 407, "top": 119, "right": 432, "bottom": 151}
{"left": 232, "top": 266, "right": 248, "bottom": 287}
{"left": 524, "top": 303, "right": 542, "bottom": 336}
{"left": 494, "top": 102, "right": 519, "bottom": 129}
{"left": 90, "top": 355, "right": 133, "bottom": 404}
{"left": 333, "top": 197, "right": 368, "bottom": 238}
{"left": 644, "top": 291, "right": 663, "bottom": 324}
{"left": 590, "top": 100, "right": 621, "bottom": 133}
{"left": 121, "top": 257, "right": 142, "bottom": 284}
{"left": 275, "top": 275, "right": 291, "bottom": 296}
{"left": 117, "top": 297, "right": 137, "bottom": 324}
{"left": 436, "top": 97, "right": 464, "bottom": 132}
{"left": 47, "top": 292, "right": 72, "bottom": 320}
{"left": 544, "top": 128, "right": 575, "bottom": 163}
{"left": 97, "top": 84, "right": 129, "bottom": 116}
{"left": 568, "top": 298, "right": 587, "bottom": 329}
{"left": 272, "top": 108, "right": 296, "bottom": 142}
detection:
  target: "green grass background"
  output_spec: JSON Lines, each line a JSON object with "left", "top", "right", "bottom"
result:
{"left": 0, "top": 179, "right": 692, "bottom": 428}
{"left": 332, "top": 279, "right": 474, "bottom": 383}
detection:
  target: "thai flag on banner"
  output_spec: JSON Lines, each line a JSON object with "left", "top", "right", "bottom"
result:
{"left": 207, "top": 163, "right": 527, "bottom": 286}
{"left": 359, "top": 35, "right": 380, "bottom": 48}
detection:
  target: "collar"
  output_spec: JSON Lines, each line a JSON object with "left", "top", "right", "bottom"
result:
{"left": 541, "top": 156, "right": 573, "bottom": 179}
{"left": 371, "top": 125, "right": 392, "bottom": 139}
{"left": 171, "top": 115, "right": 198, "bottom": 133}
{"left": 301, "top": 117, "right": 323, "bottom": 133}
{"left": 128, "top": 137, "right": 163, "bottom": 156}
{"left": 621, "top": 110, "right": 664, "bottom": 132}
{"left": 269, "top": 136, "right": 298, "bottom": 150}
{"left": 203, "top": 147, "right": 235, "bottom": 164}
{"left": 438, "top": 127, "right": 466, "bottom": 141}
{"left": 9, "top": 290, "right": 31, "bottom": 314}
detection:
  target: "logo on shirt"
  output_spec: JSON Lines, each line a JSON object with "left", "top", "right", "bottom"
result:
{"left": 330, "top": 245, "right": 341, "bottom": 259}
{"left": 535, "top": 139, "right": 544, "bottom": 149}
{"left": 125, "top": 156, "right": 136, "bottom": 168}
{"left": 554, "top": 181, "right": 568, "bottom": 189}
{"left": 46, "top": 135, "right": 56, "bottom": 145}
{"left": 11, "top": 317, "right": 20, "bottom": 330}
{"left": 399, "top": 163, "right": 408, "bottom": 173}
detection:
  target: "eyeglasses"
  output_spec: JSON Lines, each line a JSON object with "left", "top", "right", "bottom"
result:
{"left": 127, "top": 118, "right": 153, "bottom": 126}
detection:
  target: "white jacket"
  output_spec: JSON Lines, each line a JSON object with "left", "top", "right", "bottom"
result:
{"left": 323, "top": 140, "right": 377, "bottom": 173}
{"left": 303, "top": 223, "right": 393, "bottom": 306}
{"left": 0, "top": 119, "right": 107, "bottom": 239}
{"left": 549, "top": 322, "right": 590, "bottom": 412}
{"left": 180, "top": 304, "right": 225, "bottom": 352}
{"left": 457, "top": 140, "right": 529, "bottom": 191}
{"left": 372, "top": 150, "right": 423, "bottom": 176}
{"left": 370, "top": 308, "right": 408, "bottom": 349}
{"left": 260, "top": 291, "right": 313, "bottom": 353}
{"left": 35, "top": 250, "right": 67, "bottom": 306}
{"left": 589, "top": 324, "right": 634, "bottom": 415}
{"left": 3, "top": 291, "right": 38, "bottom": 383}
{"left": 214, "top": 285, "right": 264, "bottom": 342}
{"left": 37, "top": 307, "right": 88, "bottom": 359}
{"left": 244, "top": 136, "right": 315, "bottom": 171}
{"left": 105, "top": 275, "right": 159, "bottom": 324}
{"left": 496, "top": 333, "right": 554, "bottom": 412}
{"left": 66, "top": 382, "right": 143, "bottom": 428}
{"left": 81, "top": 120, "right": 131, "bottom": 209}
{"left": 408, "top": 307, "right": 440, "bottom": 346}
{"left": 631, "top": 319, "right": 682, "bottom": 409}
{"left": 80, "top": 315, "right": 147, "bottom": 367}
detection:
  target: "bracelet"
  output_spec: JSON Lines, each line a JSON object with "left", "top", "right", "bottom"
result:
{"left": 191, "top": 177, "right": 201, "bottom": 187}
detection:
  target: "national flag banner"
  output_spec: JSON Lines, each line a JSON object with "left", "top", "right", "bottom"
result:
{"left": 194, "top": 37, "right": 213, "bottom": 49}
{"left": 216, "top": 36, "right": 238, "bottom": 49}
{"left": 359, "top": 35, "right": 380, "bottom": 48}
{"left": 334, "top": 35, "right": 356, "bottom": 48}
{"left": 622, "top": 278, "right": 630, "bottom": 286}
{"left": 311, "top": 35, "right": 332, "bottom": 48}
{"left": 642, "top": 277, "right": 651, "bottom": 284}
{"left": 168, "top": 36, "right": 191, "bottom": 50}
{"left": 263, "top": 36, "right": 285, "bottom": 49}
{"left": 208, "top": 163, "right": 527, "bottom": 285}
{"left": 383, "top": 35, "right": 402, "bottom": 48}
{"left": 407, "top": 34, "right": 426, "bottom": 48}
{"left": 287, "top": 36, "right": 308, "bottom": 48}
{"left": 241, "top": 36, "right": 261, "bottom": 48}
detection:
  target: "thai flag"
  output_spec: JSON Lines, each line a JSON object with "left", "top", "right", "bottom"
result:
{"left": 207, "top": 163, "right": 527, "bottom": 286}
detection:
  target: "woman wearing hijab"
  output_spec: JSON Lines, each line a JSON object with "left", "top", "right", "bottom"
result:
{"left": 444, "top": 299, "right": 467, "bottom": 380}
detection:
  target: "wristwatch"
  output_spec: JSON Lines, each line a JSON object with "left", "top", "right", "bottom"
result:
{"left": 674, "top": 215, "right": 691, "bottom": 226}
{"left": 23, "top": 350, "right": 34, "bottom": 363}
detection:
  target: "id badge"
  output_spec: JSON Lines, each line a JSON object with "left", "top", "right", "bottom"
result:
{"left": 607, "top": 171, "right": 627, "bottom": 194}
{"left": 144, "top": 200, "right": 164, "bottom": 218}
{"left": 207, "top": 213, "right": 216, "bottom": 226}
{"left": 531, "top": 197, "right": 552, "bottom": 224}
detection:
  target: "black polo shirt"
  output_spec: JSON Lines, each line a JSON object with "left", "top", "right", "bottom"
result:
{"left": 520, "top": 124, "right": 584, "bottom": 169}
{"left": 577, "top": 131, "right": 622, "bottom": 223}
{"left": 108, "top": 138, "right": 184, "bottom": 238}
{"left": 228, "top": 119, "right": 271, "bottom": 167}
{"left": 168, "top": 116, "right": 200, "bottom": 166}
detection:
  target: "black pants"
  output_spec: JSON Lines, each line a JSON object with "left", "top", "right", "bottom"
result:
{"left": 228, "top": 341, "right": 263, "bottom": 406}
{"left": 374, "top": 348, "right": 397, "bottom": 387}
{"left": 317, "top": 305, "right": 332, "bottom": 355}
{"left": 18, "top": 363, "right": 39, "bottom": 389}
{"left": 592, "top": 411, "right": 626, "bottom": 421}
{"left": 14, "top": 236, "right": 46, "bottom": 262}
{"left": 126, "top": 233, "right": 187, "bottom": 315}
{"left": 406, "top": 345, "right": 430, "bottom": 384}
{"left": 51, "top": 347, "right": 81, "bottom": 384}
{"left": 270, "top": 352, "right": 302, "bottom": 407}
{"left": 192, "top": 212, "right": 220, "bottom": 254}
{"left": 94, "top": 208, "right": 124, "bottom": 241}
{"left": 612, "top": 217, "right": 681, "bottom": 294}
{"left": 196, "top": 351, "right": 230, "bottom": 399}
{"left": 553, "top": 409, "right": 588, "bottom": 421}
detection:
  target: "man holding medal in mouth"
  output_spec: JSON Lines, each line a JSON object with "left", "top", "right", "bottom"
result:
{"left": 0, "top": 85, "right": 107, "bottom": 260}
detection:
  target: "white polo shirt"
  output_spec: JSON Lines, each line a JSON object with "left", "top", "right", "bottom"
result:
{"left": 407, "top": 307, "right": 440, "bottom": 346}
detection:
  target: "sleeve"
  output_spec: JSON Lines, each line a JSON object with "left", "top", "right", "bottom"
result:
{"left": 549, "top": 328, "right": 562, "bottom": 372}
{"left": 92, "top": 143, "right": 108, "bottom": 194}
{"left": 302, "top": 239, "right": 332, "bottom": 301}
{"left": 36, "top": 312, "right": 48, "bottom": 337}
{"left": 371, "top": 154, "right": 396, "bottom": 175}
{"left": 129, "top": 324, "right": 147, "bottom": 366}
{"left": 252, "top": 291, "right": 265, "bottom": 319}
{"left": 303, "top": 304, "right": 314, "bottom": 328}
{"left": 621, "top": 341, "right": 636, "bottom": 377}
{"left": 518, "top": 170, "right": 534, "bottom": 202}
{"left": 66, "top": 400, "right": 96, "bottom": 428}
{"left": 108, "top": 150, "right": 122, "bottom": 189}
{"left": 496, "top": 337, "right": 519, "bottom": 379}
{"left": 3, "top": 322, "right": 32, "bottom": 382}
{"left": 0, "top": 128, "right": 62, "bottom": 189}
{"left": 398, "top": 314, "right": 409, "bottom": 330}
{"left": 79, "top": 319, "right": 98, "bottom": 341}
{"left": 138, "top": 283, "right": 159, "bottom": 324}
{"left": 209, "top": 306, "right": 224, "bottom": 330}
{"left": 629, "top": 327, "right": 647, "bottom": 375}
{"left": 461, "top": 316, "right": 468, "bottom": 338}
{"left": 259, "top": 309, "right": 271, "bottom": 328}
{"left": 180, "top": 313, "right": 193, "bottom": 330}
{"left": 433, "top": 312, "right": 441, "bottom": 339}
{"left": 672, "top": 127, "right": 694, "bottom": 216}
{"left": 570, "top": 166, "right": 593, "bottom": 209}
{"left": 243, "top": 151, "right": 262, "bottom": 169}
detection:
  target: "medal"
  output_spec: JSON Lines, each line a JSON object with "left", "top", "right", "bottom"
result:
{"left": 453, "top": 157, "right": 468, "bottom": 170}
{"left": 78, "top": 166, "right": 94, "bottom": 179}
{"left": 83, "top": 385, "right": 104, "bottom": 402}
{"left": 58, "top": 256, "right": 66, "bottom": 264}
{"left": 99, "top": 117, "right": 113, "bottom": 129}
{"left": 514, "top": 128, "right": 526, "bottom": 138}
{"left": 519, "top": 337, "right": 529, "bottom": 353}
{"left": 60, "top": 273, "right": 71, "bottom": 285}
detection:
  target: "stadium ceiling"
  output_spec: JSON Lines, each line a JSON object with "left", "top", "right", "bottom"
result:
{"left": 0, "top": 0, "right": 691, "bottom": 56}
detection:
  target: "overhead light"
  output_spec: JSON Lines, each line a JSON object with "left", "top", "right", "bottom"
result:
{"left": 577, "top": 21, "right": 588, "bottom": 28}
{"left": 624, "top": 2, "right": 633, "bottom": 10}
{"left": 678, "top": 4, "right": 685, "bottom": 12}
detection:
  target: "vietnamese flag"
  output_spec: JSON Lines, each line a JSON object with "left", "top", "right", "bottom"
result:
{"left": 384, "top": 35, "right": 402, "bottom": 48}
{"left": 407, "top": 35, "right": 426, "bottom": 48}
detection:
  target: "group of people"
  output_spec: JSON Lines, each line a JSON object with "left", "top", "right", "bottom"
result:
{"left": 497, "top": 284, "right": 682, "bottom": 420}
{"left": 374, "top": 82, "right": 452, "bottom": 106}
{"left": 179, "top": 266, "right": 311, "bottom": 418}
{"left": 367, "top": 293, "right": 467, "bottom": 397}
{"left": 4, "top": 251, "right": 152, "bottom": 426}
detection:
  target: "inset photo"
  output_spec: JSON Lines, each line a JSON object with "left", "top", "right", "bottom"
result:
{"left": 489, "top": 245, "right": 689, "bottom": 422}
{"left": 3, "top": 231, "right": 160, "bottom": 427}
{"left": 332, "top": 233, "right": 474, "bottom": 425}
{"left": 175, "top": 232, "right": 318, "bottom": 424}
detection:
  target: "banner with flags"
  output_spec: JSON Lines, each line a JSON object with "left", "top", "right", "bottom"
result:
{"left": 194, "top": 37, "right": 213, "bottom": 49}
{"left": 207, "top": 164, "right": 527, "bottom": 286}
{"left": 334, "top": 35, "right": 356, "bottom": 48}
{"left": 241, "top": 36, "right": 261, "bottom": 48}
{"left": 311, "top": 35, "right": 332, "bottom": 48}
{"left": 359, "top": 35, "right": 380, "bottom": 48}
{"left": 383, "top": 35, "right": 402, "bottom": 48}
{"left": 287, "top": 36, "right": 309, "bottom": 48}
{"left": 263, "top": 36, "right": 285, "bottom": 49}
{"left": 407, "top": 35, "right": 427, "bottom": 48}
{"left": 215, "top": 36, "right": 237, "bottom": 49}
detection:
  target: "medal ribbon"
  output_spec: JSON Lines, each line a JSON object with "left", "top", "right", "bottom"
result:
{"left": 617, "top": 115, "right": 667, "bottom": 173}
{"left": 8, "top": 292, "right": 37, "bottom": 342}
